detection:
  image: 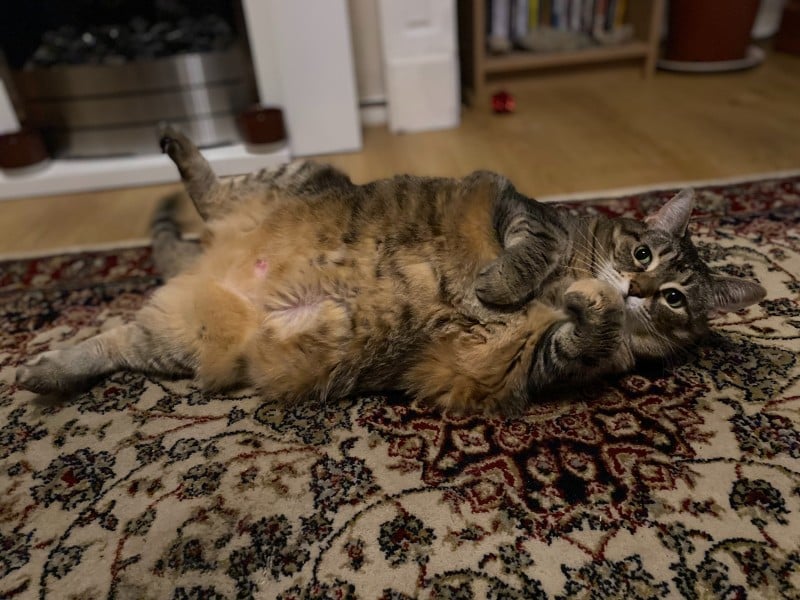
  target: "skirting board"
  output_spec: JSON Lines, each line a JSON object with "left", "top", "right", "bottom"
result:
{"left": 535, "top": 169, "right": 800, "bottom": 203}
{"left": 0, "top": 142, "right": 291, "bottom": 201}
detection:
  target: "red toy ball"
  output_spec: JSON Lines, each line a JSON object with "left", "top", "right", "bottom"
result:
{"left": 491, "top": 90, "right": 516, "bottom": 114}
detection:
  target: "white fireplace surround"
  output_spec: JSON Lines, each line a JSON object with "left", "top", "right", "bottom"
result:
{"left": 0, "top": 0, "right": 364, "bottom": 200}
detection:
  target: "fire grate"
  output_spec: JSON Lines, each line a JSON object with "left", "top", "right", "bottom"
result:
{"left": 11, "top": 10, "right": 256, "bottom": 157}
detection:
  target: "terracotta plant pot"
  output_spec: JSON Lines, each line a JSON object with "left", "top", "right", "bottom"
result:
{"left": 0, "top": 126, "right": 49, "bottom": 170}
{"left": 666, "top": 0, "right": 762, "bottom": 62}
{"left": 237, "top": 105, "right": 286, "bottom": 146}
{"left": 776, "top": 0, "right": 800, "bottom": 54}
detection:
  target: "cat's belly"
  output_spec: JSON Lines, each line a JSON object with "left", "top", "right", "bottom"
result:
{"left": 191, "top": 223, "right": 493, "bottom": 395}
{"left": 197, "top": 244, "right": 377, "bottom": 339}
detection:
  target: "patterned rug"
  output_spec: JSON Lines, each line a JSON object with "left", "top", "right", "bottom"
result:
{"left": 2, "top": 176, "right": 799, "bottom": 600}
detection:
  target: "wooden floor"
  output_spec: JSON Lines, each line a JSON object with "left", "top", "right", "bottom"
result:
{"left": 1, "top": 50, "right": 799, "bottom": 256}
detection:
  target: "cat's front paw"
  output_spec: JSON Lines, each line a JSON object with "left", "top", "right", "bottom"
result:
{"left": 563, "top": 279, "right": 624, "bottom": 362}
{"left": 565, "top": 279, "right": 623, "bottom": 311}
{"left": 564, "top": 279, "right": 624, "bottom": 326}
{"left": 475, "top": 263, "right": 527, "bottom": 307}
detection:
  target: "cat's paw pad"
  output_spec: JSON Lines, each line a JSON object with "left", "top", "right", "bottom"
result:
{"left": 565, "top": 279, "right": 624, "bottom": 313}
{"left": 15, "top": 351, "right": 72, "bottom": 395}
{"left": 158, "top": 125, "right": 190, "bottom": 159}
{"left": 475, "top": 264, "right": 523, "bottom": 307}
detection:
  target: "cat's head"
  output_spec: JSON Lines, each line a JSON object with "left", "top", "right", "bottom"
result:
{"left": 596, "top": 189, "right": 766, "bottom": 360}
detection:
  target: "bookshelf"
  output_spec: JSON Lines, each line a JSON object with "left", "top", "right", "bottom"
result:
{"left": 460, "top": 0, "right": 665, "bottom": 102}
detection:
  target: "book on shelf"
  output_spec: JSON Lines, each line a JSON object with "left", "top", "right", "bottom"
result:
{"left": 488, "top": 0, "right": 512, "bottom": 53}
{"left": 615, "top": 0, "right": 628, "bottom": 28}
{"left": 486, "top": 0, "right": 630, "bottom": 52}
{"left": 581, "top": 0, "right": 596, "bottom": 33}
{"left": 528, "top": 0, "right": 540, "bottom": 29}
{"left": 540, "top": 0, "right": 552, "bottom": 28}
{"left": 552, "top": 0, "right": 568, "bottom": 30}
{"left": 569, "top": 0, "right": 582, "bottom": 32}
{"left": 512, "top": 0, "right": 529, "bottom": 42}
{"left": 594, "top": 0, "right": 608, "bottom": 34}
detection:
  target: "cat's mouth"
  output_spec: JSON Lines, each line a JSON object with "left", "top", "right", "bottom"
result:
{"left": 622, "top": 297, "right": 653, "bottom": 339}
{"left": 625, "top": 296, "right": 646, "bottom": 310}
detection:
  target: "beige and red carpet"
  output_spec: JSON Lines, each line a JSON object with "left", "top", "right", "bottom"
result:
{"left": 1, "top": 176, "right": 799, "bottom": 599}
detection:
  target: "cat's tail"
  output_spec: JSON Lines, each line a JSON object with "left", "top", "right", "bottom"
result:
{"left": 159, "top": 124, "right": 223, "bottom": 221}
{"left": 150, "top": 193, "right": 201, "bottom": 279}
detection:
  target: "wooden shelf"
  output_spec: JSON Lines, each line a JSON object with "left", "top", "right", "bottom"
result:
{"left": 484, "top": 41, "right": 651, "bottom": 73}
{"left": 460, "top": 0, "right": 665, "bottom": 101}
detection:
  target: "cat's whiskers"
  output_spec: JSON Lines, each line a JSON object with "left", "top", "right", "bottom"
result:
{"left": 565, "top": 246, "right": 600, "bottom": 277}
{"left": 571, "top": 219, "right": 613, "bottom": 266}
{"left": 595, "top": 260, "right": 629, "bottom": 297}
{"left": 563, "top": 243, "right": 631, "bottom": 301}
{"left": 569, "top": 224, "right": 620, "bottom": 285}
{"left": 564, "top": 265, "right": 594, "bottom": 278}
{"left": 568, "top": 230, "right": 601, "bottom": 273}
{"left": 567, "top": 252, "right": 596, "bottom": 272}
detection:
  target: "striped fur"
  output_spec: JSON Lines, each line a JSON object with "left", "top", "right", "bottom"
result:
{"left": 16, "top": 129, "right": 766, "bottom": 416}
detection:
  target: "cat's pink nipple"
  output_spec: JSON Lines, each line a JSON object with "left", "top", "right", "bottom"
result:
{"left": 254, "top": 258, "right": 269, "bottom": 278}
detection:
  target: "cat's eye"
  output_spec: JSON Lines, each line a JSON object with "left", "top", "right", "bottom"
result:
{"left": 663, "top": 288, "right": 686, "bottom": 308}
{"left": 633, "top": 245, "right": 652, "bottom": 266}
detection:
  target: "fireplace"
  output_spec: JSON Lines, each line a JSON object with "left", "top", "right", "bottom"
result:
{"left": 0, "top": 0, "right": 361, "bottom": 200}
{"left": 4, "top": 0, "right": 257, "bottom": 157}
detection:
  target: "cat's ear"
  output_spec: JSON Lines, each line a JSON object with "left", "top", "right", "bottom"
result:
{"left": 709, "top": 275, "right": 766, "bottom": 315}
{"left": 646, "top": 188, "right": 695, "bottom": 236}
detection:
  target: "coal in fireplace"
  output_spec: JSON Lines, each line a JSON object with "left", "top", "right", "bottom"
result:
{"left": 1, "top": 0, "right": 257, "bottom": 157}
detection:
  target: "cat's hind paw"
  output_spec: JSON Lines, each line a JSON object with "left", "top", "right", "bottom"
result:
{"left": 158, "top": 124, "right": 194, "bottom": 162}
{"left": 15, "top": 351, "right": 84, "bottom": 395}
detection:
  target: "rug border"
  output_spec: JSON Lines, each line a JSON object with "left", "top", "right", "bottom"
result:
{"left": 2, "top": 169, "right": 798, "bottom": 262}
{"left": 0, "top": 233, "right": 201, "bottom": 263}
{"left": 536, "top": 168, "right": 800, "bottom": 203}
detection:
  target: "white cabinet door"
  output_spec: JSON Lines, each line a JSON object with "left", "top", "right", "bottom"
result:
{"left": 242, "top": 0, "right": 362, "bottom": 156}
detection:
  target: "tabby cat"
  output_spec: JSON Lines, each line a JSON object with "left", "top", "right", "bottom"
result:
{"left": 15, "top": 128, "right": 765, "bottom": 415}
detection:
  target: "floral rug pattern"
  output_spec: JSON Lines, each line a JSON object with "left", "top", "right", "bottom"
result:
{"left": 1, "top": 177, "right": 799, "bottom": 599}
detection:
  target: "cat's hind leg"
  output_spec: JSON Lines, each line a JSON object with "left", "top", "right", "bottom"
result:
{"left": 150, "top": 193, "right": 202, "bottom": 279}
{"left": 159, "top": 125, "right": 225, "bottom": 221}
{"left": 15, "top": 320, "right": 195, "bottom": 395}
{"left": 15, "top": 273, "right": 219, "bottom": 395}
{"left": 160, "top": 125, "right": 354, "bottom": 222}
{"left": 403, "top": 304, "right": 565, "bottom": 417}
{"left": 16, "top": 271, "right": 260, "bottom": 396}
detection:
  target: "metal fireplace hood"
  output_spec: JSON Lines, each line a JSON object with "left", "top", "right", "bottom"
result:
{"left": 14, "top": 46, "right": 254, "bottom": 157}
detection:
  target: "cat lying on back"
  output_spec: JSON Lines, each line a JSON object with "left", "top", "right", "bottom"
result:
{"left": 16, "top": 128, "right": 765, "bottom": 415}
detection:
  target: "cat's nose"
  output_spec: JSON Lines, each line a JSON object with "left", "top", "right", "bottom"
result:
{"left": 628, "top": 276, "right": 659, "bottom": 298}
